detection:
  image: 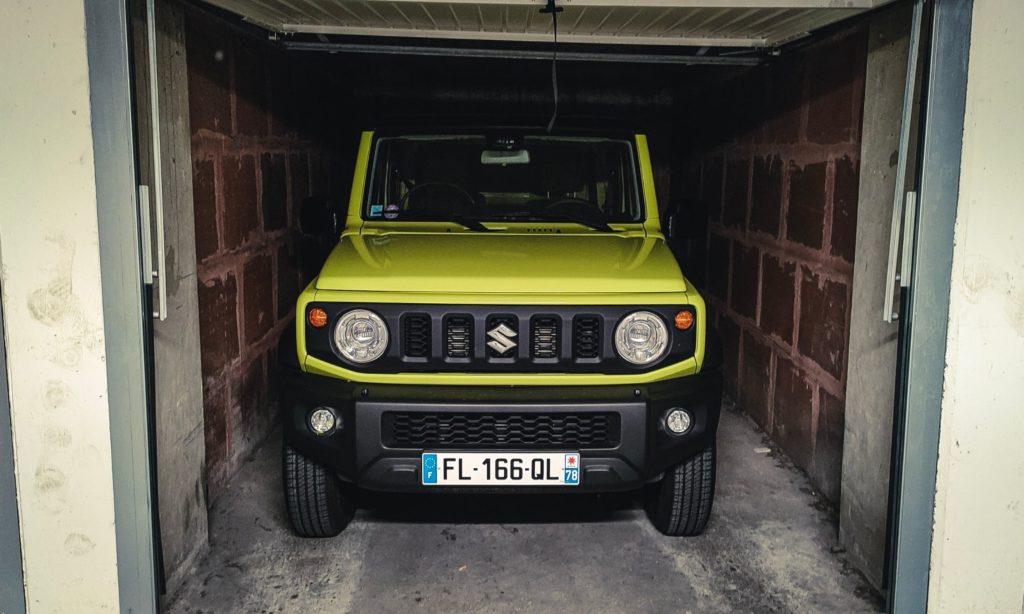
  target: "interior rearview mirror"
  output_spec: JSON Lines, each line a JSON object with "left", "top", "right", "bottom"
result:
{"left": 481, "top": 149, "right": 531, "bottom": 165}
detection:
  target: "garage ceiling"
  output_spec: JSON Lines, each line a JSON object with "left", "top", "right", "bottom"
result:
{"left": 203, "top": 0, "right": 897, "bottom": 48}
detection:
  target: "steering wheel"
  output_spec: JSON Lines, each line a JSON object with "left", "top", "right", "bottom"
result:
{"left": 398, "top": 181, "right": 477, "bottom": 211}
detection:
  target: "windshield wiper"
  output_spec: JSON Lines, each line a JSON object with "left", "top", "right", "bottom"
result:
{"left": 534, "top": 213, "right": 614, "bottom": 232}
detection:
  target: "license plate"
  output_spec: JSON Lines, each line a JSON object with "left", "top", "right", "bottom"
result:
{"left": 421, "top": 452, "right": 581, "bottom": 486}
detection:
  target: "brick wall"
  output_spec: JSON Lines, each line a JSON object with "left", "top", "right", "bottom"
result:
{"left": 185, "top": 15, "right": 341, "bottom": 497}
{"left": 675, "top": 27, "right": 867, "bottom": 503}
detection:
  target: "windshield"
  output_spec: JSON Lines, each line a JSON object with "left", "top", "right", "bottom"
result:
{"left": 364, "top": 135, "right": 643, "bottom": 226}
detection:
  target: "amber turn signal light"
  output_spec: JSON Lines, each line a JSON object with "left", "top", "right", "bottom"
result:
{"left": 308, "top": 307, "right": 329, "bottom": 328}
{"left": 674, "top": 310, "right": 694, "bottom": 331}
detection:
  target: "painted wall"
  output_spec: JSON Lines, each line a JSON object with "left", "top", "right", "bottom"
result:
{"left": 0, "top": 1, "right": 121, "bottom": 610}
{"left": 928, "top": 0, "right": 1024, "bottom": 610}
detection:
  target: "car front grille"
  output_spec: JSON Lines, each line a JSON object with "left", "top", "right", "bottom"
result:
{"left": 445, "top": 315, "right": 473, "bottom": 358}
{"left": 382, "top": 411, "right": 620, "bottom": 449}
{"left": 303, "top": 303, "right": 697, "bottom": 374}
{"left": 530, "top": 316, "right": 560, "bottom": 359}
{"left": 573, "top": 316, "right": 601, "bottom": 359}
{"left": 402, "top": 314, "right": 431, "bottom": 358}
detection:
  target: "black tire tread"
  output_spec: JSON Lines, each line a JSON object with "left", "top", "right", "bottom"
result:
{"left": 646, "top": 443, "right": 716, "bottom": 536}
{"left": 283, "top": 444, "right": 353, "bottom": 537}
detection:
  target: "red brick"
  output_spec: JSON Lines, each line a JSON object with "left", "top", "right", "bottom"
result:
{"left": 761, "top": 59, "right": 803, "bottom": 144}
{"left": 197, "top": 273, "right": 239, "bottom": 377}
{"left": 678, "top": 159, "right": 701, "bottom": 202}
{"left": 702, "top": 157, "right": 724, "bottom": 223}
{"left": 798, "top": 269, "right": 849, "bottom": 380}
{"left": 750, "top": 155, "right": 783, "bottom": 237}
{"left": 309, "top": 152, "right": 329, "bottom": 197}
{"left": 679, "top": 234, "right": 708, "bottom": 290}
{"left": 202, "top": 383, "right": 228, "bottom": 473}
{"left": 707, "top": 233, "right": 731, "bottom": 303}
{"left": 243, "top": 254, "right": 275, "bottom": 345}
{"left": 831, "top": 156, "right": 860, "bottom": 262}
{"left": 730, "top": 242, "right": 760, "bottom": 320}
{"left": 233, "top": 38, "right": 268, "bottom": 136}
{"left": 740, "top": 332, "right": 772, "bottom": 429}
{"left": 772, "top": 356, "right": 814, "bottom": 468}
{"left": 806, "top": 31, "right": 867, "bottom": 144}
{"left": 267, "top": 345, "right": 282, "bottom": 404}
{"left": 185, "top": 15, "right": 231, "bottom": 134}
{"left": 723, "top": 159, "right": 749, "bottom": 230}
{"left": 267, "top": 52, "right": 295, "bottom": 137}
{"left": 261, "top": 153, "right": 287, "bottom": 231}
{"left": 277, "top": 243, "right": 300, "bottom": 321}
{"left": 289, "top": 152, "right": 310, "bottom": 210}
{"left": 760, "top": 255, "right": 796, "bottom": 345}
{"left": 192, "top": 158, "right": 219, "bottom": 262}
{"left": 786, "top": 161, "right": 827, "bottom": 250}
{"left": 221, "top": 155, "right": 259, "bottom": 250}
{"left": 811, "top": 388, "right": 845, "bottom": 504}
{"left": 716, "top": 314, "right": 740, "bottom": 399}
{"left": 238, "top": 356, "right": 267, "bottom": 425}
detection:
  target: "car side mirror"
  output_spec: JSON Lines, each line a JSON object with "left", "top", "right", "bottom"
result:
{"left": 665, "top": 199, "right": 708, "bottom": 242}
{"left": 300, "top": 197, "right": 342, "bottom": 239}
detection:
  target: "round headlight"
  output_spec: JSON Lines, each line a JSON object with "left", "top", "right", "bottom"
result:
{"left": 614, "top": 311, "right": 669, "bottom": 365}
{"left": 333, "top": 309, "right": 389, "bottom": 364}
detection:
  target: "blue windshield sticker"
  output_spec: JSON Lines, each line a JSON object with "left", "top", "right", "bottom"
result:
{"left": 384, "top": 204, "right": 400, "bottom": 220}
{"left": 369, "top": 204, "right": 384, "bottom": 217}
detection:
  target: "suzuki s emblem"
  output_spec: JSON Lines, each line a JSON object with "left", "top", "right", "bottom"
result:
{"left": 487, "top": 323, "right": 518, "bottom": 355}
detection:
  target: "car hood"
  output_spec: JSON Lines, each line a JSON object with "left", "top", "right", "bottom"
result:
{"left": 314, "top": 231, "right": 687, "bottom": 295}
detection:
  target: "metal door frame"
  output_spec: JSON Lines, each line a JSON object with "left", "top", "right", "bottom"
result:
{"left": 0, "top": 296, "right": 26, "bottom": 614}
{"left": 887, "top": 0, "right": 973, "bottom": 611}
{"left": 85, "top": 0, "right": 160, "bottom": 611}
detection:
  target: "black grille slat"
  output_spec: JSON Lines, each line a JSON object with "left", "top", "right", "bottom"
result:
{"left": 384, "top": 412, "right": 619, "bottom": 449}
{"left": 403, "top": 314, "right": 431, "bottom": 358}
{"left": 445, "top": 315, "right": 473, "bottom": 358}
{"left": 531, "top": 316, "right": 561, "bottom": 359}
{"left": 573, "top": 316, "right": 601, "bottom": 359}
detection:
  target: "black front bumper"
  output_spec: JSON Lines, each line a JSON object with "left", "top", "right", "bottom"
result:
{"left": 282, "top": 370, "right": 722, "bottom": 493}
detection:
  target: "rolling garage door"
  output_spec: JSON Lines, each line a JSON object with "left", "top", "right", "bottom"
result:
{"left": 200, "top": 0, "right": 897, "bottom": 49}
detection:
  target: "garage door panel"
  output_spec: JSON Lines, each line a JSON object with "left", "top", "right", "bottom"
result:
{"left": 205, "top": 0, "right": 896, "bottom": 48}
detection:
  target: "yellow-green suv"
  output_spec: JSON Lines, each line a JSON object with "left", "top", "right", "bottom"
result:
{"left": 282, "top": 128, "right": 722, "bottom": 537}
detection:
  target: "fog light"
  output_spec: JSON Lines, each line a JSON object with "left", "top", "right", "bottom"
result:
{"left": 665, "top": 408, "right": 692, "bottom": 435}
{"left": 309, "top": 407, "right": 337, "bottom": 435}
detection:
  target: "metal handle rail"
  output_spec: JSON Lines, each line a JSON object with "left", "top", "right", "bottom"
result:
{"left": 144, "top": 0, "right": 167, "bottom": 321}
{"left": 883, "top": 0, "right": 925, "bottom": 323}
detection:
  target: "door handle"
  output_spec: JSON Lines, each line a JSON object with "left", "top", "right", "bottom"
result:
{"left": 883, "top": 0, "right": 924, "bottom": 324}
{"left": 145, "top": 0, "right": 167, "bottom": 321}
{"left": 139, "top": 184, "right": 167, "bottom": 321}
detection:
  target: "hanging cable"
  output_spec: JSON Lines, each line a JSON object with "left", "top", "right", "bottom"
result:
{"left": 540, "top": 0, "right": 563, "bottom": 133}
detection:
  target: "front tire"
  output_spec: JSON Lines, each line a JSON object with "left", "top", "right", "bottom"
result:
{"left": 283, "top": 444, "right": 354, "bottom": 537}
{"left": 645, "top": 443, "right": 716, "bottom": 536}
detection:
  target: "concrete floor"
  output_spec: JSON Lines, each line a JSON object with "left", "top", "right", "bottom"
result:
{"left": 167, "top": 403, "right": 881, "bottom": 613}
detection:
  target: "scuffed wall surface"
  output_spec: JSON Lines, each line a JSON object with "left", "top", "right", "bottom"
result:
{"left": 929, "top": 0, "right": 1024, "bottom": 609}
{"left": 674, "top": 27, "right": 867, "bottom": 504}
{"left": 0, "top": 1, "right": 123, "bottom": 609}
